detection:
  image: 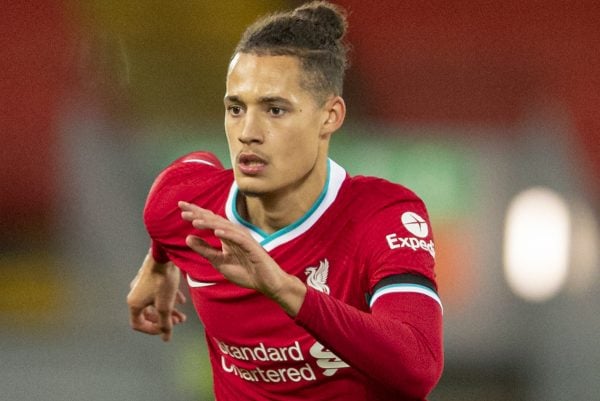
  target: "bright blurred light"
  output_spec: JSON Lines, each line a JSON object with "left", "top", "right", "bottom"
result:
{"left": 503, "top": 187, "right": 571, "bottom": 302}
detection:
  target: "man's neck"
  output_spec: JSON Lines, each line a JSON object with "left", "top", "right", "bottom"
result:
{"left": 238, "top": 166, "right": 328, "bottom": 235}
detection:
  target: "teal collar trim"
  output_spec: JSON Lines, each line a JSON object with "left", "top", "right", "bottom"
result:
{"left": 225, "top": 159, "right": 346, "bottom": 251}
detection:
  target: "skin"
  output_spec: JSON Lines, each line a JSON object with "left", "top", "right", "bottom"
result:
{"left": 127, "top": 254, "right": 187, "bottom": 341}
{"left": 224, "top": 53, "right": 343, "bottom": 231}
{"left": 127, "top": 53, "right": 346, "bottom": 340}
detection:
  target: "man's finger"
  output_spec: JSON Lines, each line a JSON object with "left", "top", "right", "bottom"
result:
{"left": 129, "top": 304, "right": 144, "bottom": 325}
{"left": 179, "top": 201, "right": 227, "bottom": 226}
{"left": 143, "top": 307, "right": 186, "bottom": 325}
{"left": 171, "top": 309, "right": 187, "bottom": 324}
{"left": 175, "top": 290, "right": 186, "bottom": 304}
{"left": 187, "top": 213, "right": 231, "bottom": 231}
{"left": 129, "top": 305, "right": 162, "bottom": 335}
{"left": 132, "top": 321, "right": 163, "bottom": 335}
{"left": 179, "top": 201, "right": 211, "bottom": 219}
{"left": 215, "top": 228, "right": 258, "bottom": 254}
{"left": 142, "top": 306, "right": 159, "bottom": 323}
{"left": 186, "top": 235, "right": 222, "bottom": 262}
{"left": 154, "top": 300, "right": 174, "bottom": 342}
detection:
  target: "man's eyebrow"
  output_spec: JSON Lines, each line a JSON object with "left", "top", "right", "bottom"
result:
{"left": 258, "top": 96, "right": 293, "bottom": 106}
{"left": 224, "top": 95, "right": 294, "bottom": 107}
{"left": 224, "top": 95, "right": 242, "bottom": 104}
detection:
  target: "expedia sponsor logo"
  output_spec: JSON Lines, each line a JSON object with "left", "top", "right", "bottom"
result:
{"left": 384, "top": 211, "right": 435, "bottom": 257}
{"left": 386, "top": 233, "right": 436, "bottom": 258}
{"left": 401, "top": 211, "right": 429, "bottom": 238}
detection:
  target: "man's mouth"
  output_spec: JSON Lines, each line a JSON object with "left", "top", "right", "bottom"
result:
{"left": 237, "top": 153, "right": 268, "bottom": 175}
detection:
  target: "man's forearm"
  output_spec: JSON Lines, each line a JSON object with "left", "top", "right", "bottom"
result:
{"left": 295, "top": 288, "right": 443, "bottom": 399}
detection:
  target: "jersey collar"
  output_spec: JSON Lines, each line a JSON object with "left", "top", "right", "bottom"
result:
{"left": 225, "top": 159, "right": 346, "bottom": 252}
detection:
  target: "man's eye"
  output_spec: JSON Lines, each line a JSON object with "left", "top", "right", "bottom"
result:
{"left": 228, "top": 106, "right": 243, "bottom": 115}
{"left": 269, "top": 107, "right": 285, "bottom": 116}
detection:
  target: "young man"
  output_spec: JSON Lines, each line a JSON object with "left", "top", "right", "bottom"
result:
{"left": 127, "top": 2, "right": 443, "bottom": 400}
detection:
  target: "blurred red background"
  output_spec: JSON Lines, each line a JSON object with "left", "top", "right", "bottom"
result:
{"left": 2, "top": 1, "right": 598, "bottom": 246}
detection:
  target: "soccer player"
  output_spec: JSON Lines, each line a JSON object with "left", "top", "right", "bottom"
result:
{"left": 127, "top": 1, "right": 443, "bottom": 400}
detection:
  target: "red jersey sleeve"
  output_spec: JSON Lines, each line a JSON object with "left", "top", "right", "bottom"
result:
{"left": 295, "top": 180, "right": 442, "bottom": 399}
{"left": 144, "top": 151, "right": 224, "bottom": 263}
{"left": 150, "top": 239, "right": 169, "bottom": 264}
{"left": 360, "top": 195, "right": 436, "bottom": 292}
{"left": 296, "top": 287, "right": 443, "bottom": 399}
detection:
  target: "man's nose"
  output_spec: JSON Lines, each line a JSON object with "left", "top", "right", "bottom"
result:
{"left": 238, "top": 111, "right": 264, "bottom": 145}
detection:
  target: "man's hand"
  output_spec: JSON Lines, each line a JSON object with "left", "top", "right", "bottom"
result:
{"left": 127, "top": 253, "right": 187, "bottom": 341}
{"left": 179, "top": 201, "right": 306, "bottom": 316}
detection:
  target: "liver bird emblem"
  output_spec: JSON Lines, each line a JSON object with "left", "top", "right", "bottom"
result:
{"left": 305, "top": 259, "right": 330, "bottom": 294}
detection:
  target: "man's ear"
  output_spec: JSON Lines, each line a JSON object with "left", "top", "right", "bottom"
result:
{"left": 321, "top": 96, "right": 346, "bottom": 138}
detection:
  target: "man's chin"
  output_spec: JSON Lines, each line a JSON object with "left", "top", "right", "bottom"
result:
{"left": 236, "top": 181, "right": 268, "bottom": 198}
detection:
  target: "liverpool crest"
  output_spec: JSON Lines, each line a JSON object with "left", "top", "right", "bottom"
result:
{"left": 304, "top": 259, "right": 330, "bottom": 294}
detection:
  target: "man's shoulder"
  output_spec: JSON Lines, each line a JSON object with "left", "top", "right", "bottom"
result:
{"left": 157, "top": 151, "right": 225, "bottom": 182}
{"left": 144, "top": 151, "right": 232, "bottom": 222}
{"left": 150, "top": 151, "right": 228, "bottom": 192}
{"left": 345, "top": 175, "right": 423, "bottom": 206}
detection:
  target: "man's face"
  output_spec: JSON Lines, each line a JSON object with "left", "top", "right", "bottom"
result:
{"left": 224, "top": 53, "right": 330, "bottom": 198}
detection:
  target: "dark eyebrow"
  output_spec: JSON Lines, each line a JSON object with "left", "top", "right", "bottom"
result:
{"left": 224, "top": 95, "right": 293, "bottom": 107}
{"left": 257, "top": 96, "right": 293, "bottom": 107}
{"left": 224, "top": 95, "right": 243, "bottom": 104}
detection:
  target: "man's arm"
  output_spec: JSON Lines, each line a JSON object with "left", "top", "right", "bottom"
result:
{"left": 295, "top": 287, "right": 442, "bottom": 398}
{"left": 179, "top": 201, "right": 442, "bottom": 397}
{"left": 131, "top": 151, "right": 226, "bottom": 341}
{"left": 127, "top": 253, "right": 187, "bottom": 341}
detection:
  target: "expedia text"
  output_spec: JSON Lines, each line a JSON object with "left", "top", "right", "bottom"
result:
{"left": 386, "top": 233, "right": 436, "bottom": 257}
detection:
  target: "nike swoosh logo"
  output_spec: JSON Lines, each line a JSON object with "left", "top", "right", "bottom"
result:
{"left": 186, "top": 274, "right": 217, "bottom": 288}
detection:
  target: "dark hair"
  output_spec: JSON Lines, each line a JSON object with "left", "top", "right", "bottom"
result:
{"left": 234, "top": 1, "right": 349, "bottom": 103}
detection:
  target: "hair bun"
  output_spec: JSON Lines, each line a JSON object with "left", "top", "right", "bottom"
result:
{"left": 234, "top": 0, "right": 349, "bottom": 97}
{"left": 293, "top": 1, "right": 347, "bottom": 41}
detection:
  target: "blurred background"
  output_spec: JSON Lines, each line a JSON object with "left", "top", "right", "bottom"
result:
{"left": 1, "top": 1, "right": 599, "bottom": 400}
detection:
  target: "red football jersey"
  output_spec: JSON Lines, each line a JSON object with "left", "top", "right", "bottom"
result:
{"left": 144, "top": 152, "right": 442, "bottom": 401}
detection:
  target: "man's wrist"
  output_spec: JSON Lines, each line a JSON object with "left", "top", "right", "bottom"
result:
{"left": 270, "top": 274, "right": 307, "bottom": 318}
{"left": 150, "top": 261, "right": 174, "bottom": 275}
{"left": 142, "top": 252, "right": 172, "bottom": 275}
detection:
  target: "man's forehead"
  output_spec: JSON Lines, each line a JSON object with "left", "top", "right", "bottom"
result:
{"left": 228, "top": 52, "right": 301, "bottom": 74}
{"left": 226, "top": 53, "right": 305, "bottom": 100}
